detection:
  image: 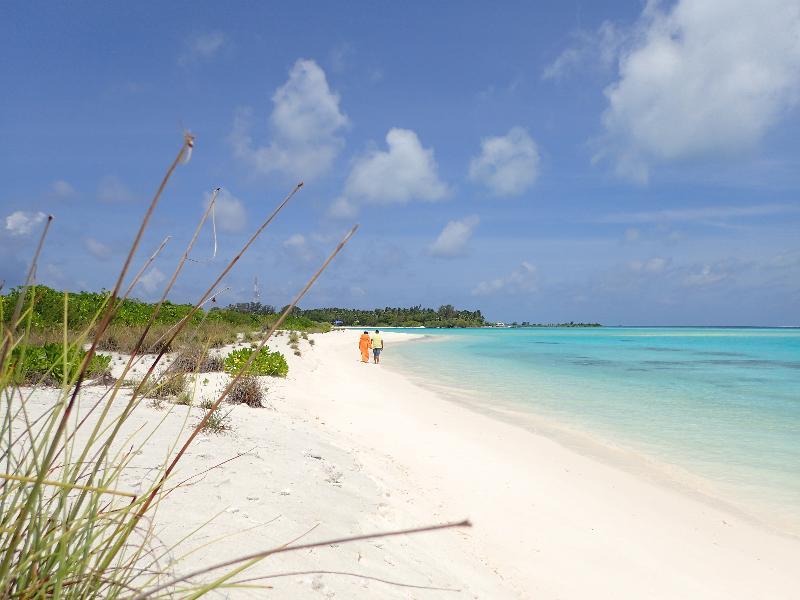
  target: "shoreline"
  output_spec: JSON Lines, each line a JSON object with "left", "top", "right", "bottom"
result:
{"left": 270, "top": 330, "right": 800, "bottom": 597}
{"left": 21, "top": 329, "right": 800, "bottom": 598}
{"left": 384, "top": 333, "right": 800, "bottom": 539}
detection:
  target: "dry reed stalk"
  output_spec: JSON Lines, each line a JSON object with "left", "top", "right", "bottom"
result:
{"left": 74, "top": 182, "right": 308, "bottom": 583}
{"left": 0, "top": 215, "right": 53, "bottom": 370}
{"left": 73, "top": 187, "right": 217, "bottom": 475}
{"left": 230, "top": 570, "right": 460, "bottom": 592}
{"left": 140, "top": 224, "right": 358, "bottom": 516}
{"left": 0, "top": 134, "right": 193, "bottom": 582}
{"left": 131, "top": 520, "right": 471, "bottom": 599}
{"left": 122, "top": 236, "right": 172, "bottom": 299}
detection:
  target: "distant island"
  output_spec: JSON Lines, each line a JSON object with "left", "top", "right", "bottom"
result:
{"left": 1, "top": 290, "right": 600, "bottom": 332}
{"left": 231, "top": 304, "right": 601, "bottom": 329}
{"left": 502, "top": 321, "right": 602, "bottom": 328}
{"left": 289, "top": 305, "right": 485, "bottom": 328}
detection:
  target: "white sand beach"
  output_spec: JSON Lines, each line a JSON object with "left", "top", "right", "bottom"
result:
{"left": 28, "top": 330, "right": 800, "bottom": 598}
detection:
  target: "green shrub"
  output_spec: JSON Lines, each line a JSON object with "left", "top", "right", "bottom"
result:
{"left": 223, "top": 347, "right": 288, "bottom": 377}
{"left": 288, "top": 331, "right": 300, "bottom": 344}
{"left": 10, "top": 343, "right": 111, "bottom": 385}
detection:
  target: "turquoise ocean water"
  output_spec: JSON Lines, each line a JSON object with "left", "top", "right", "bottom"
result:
{"left": 381, "top": 327, "right": 800, "bottom": 534}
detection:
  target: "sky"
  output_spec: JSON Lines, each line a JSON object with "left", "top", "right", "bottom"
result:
{"left": 1, "top": 0, "right": 799, "bottom": 325}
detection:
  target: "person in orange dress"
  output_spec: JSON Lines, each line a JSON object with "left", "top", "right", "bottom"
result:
{"left": 358, "top": 330, "right": 372, "bottom": 363}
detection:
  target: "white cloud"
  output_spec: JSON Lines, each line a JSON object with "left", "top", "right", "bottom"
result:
{"left": 50, "top": 179, "right": 76, "bottom": 199}
{"left": 230, "top": 59, "right": 348, "bottom": 181}
{"left": 598, "top": 0, "right": 800, "bottom": 182}
{"left": 98, "top": 176, "right": 136, "bottom": 203}
{"left": 282, "top": 233, "right": 315, "bottom": 263}
{"left": 284, "top": 233, "right": 306, "bottom": 248}
{"left": 178, "top": 31, "right": 225, "bottom": 66}
{"left": 472, "top": 261, "right": 538, "bottom": 296}
{"left": 5, "top": 211, "right": 47, "bottom": 236}
{"left": 330, "top": 128, "right": 448, "bottom": 216}
{"left": 429, "top": 215, "right": 480, "bottom": 258}
{"left": 137, "top": 267, "right": 166, "bottom": 294}
{"left": 84, "top": 238, "right": 112, "bottom": 260}
{"left": 542, "top": 21, "right": 623, "bottom": 80}
{"left": 329, "top": 196, "right": 358, "bottom": 219}
{"left": 683, "top": 264, "right": 730, "bottom": 287}
{"left": 468, "top": 127, "right": 540, "bottom": 196}
{"left": 599, "top": 203, "right": 800, "bottom": 224}
{"left": 207, "top": 189, "right": 246, "bottom": 233}
{"left": 629, "top": 256, "right": 669, "bottom": 273}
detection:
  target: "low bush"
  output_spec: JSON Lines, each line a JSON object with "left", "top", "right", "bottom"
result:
{"left": 288, "top": 331, "right": 300, "bottom": 344}
{"left": 172, "top": 345, "right": 224, "bottom": 373}
{"left": 175, "top": 391, "right": 193, "bottom": 406}
{"left": 223, "top": 347, "right": 288, "bottom": 377}
{"left": 227, "top": 375, "right": 264, "bottom": 407}
{"left": 198, "top": 401, "right": 231, "bottom": 434}
{"left": 141, "top": 372, "right": 186, "bottom": 400}
{"left": 10, "top": 343, "right": 111, "bottom": 386}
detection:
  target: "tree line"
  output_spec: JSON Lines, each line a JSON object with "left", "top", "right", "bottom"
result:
{"left": 293, "top": 305, "right": 486, "bottom": 328}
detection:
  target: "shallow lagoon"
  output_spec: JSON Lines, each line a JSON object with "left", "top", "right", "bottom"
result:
{"left": 388, "top": 327, "right": 800, "bottom": 534}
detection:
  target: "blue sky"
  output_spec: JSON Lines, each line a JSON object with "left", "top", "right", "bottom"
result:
{"left": 2, "top": 1, "right": 799, "bottom": 325}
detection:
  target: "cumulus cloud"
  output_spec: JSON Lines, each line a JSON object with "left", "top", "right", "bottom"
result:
{"left": 472, "top": 261, "right": 538, "bottom": 296}
{"left": 597, "top": 0, "right": 800, "bottom": 182}
{"left": 98, "top": 176, "right": 136, "bottom": 203}
{"left": 429, "top": 215, "right": 480, "bottom": 258}
{"left": 137, "top": 267, "right": 166, "bottom": 294}
{"left": 230, "top": 59, "right": 348, "bottom": 180}
{"left": 330, "top": 128, "right": 448, "bottom": 216}
{"left": 178, "top": 31, "right": 226, "bottom": 66}
{"left": 468, "top": 127, "right": 540, "bottom": 196}
{"left": 84, "top": 238, "right": 112, "bottom": 260}
{"left": 50, "top": 180, "right": 76, "bottom": 199}
{"left": 207, "top": 189, "right": 246, "bottom": 233}
{"left": 5, "top": 211, "right": 47, "bottom": 236}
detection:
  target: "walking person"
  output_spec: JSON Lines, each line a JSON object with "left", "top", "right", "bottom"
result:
{"left": 370, "top": 329, "right": 384, "bottom": 364}
{"left": 358, "top": 330, "right": 372, "bottom": 363}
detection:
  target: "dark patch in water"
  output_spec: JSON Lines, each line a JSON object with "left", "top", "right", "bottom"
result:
{"left": 640, "top": 360, "right": 696, "bottom": 369}
{"left": 697, "top": 350, "right": 745, "bottom": 357}
{"left": 533, "top": 341, "right": 560, "bottom": 345}
{"left": 569, "top": 358, "right": 617, "bottom": 367}
{"left": 699, "top": 359, "right": 800, "bottom": 370}
{"left": 641, "top": 346, "right": 685, "bottom": 353}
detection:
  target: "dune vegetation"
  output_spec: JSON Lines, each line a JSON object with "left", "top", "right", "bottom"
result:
{"left": 0, "top": 133, "right": 466, "bottom": 598}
